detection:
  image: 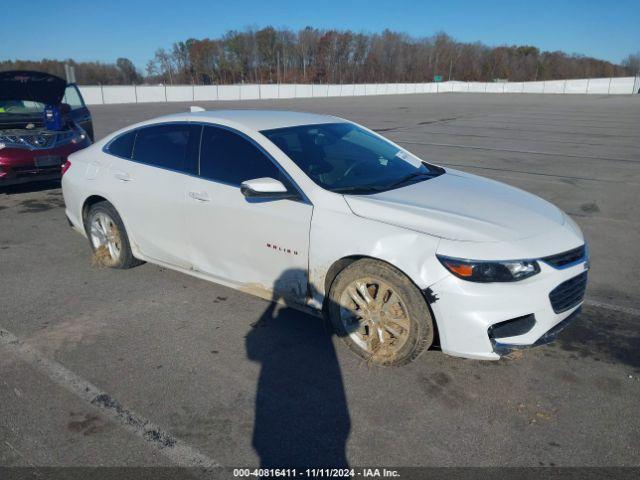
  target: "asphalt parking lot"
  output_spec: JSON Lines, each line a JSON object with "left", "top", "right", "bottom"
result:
{"left": 1, "top": 93, "right": 639, "bottom": 472}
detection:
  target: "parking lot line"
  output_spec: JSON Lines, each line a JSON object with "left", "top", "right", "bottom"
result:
{"left": 0, "top": 327, "right": 220, "bottom": 474}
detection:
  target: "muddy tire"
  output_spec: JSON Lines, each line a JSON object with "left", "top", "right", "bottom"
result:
{"left": 84, "top": 201, "right": 142, "bottom": 269}
{"left": 328, "top": 259, "right": 434, "bottom": 366}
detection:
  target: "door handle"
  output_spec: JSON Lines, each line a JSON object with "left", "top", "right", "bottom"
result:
{"left": 188, "top": 191, "right": 210, "bottom": 202}
{"left": 113, "top": 171, "right": 131, "bottom": 182}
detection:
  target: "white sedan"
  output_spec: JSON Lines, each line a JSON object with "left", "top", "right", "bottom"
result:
{"left": 62, "top": 109, "right": 588, "bottom": 365}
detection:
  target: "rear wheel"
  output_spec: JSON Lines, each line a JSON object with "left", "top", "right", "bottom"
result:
{"left": 328, "top": 259, "right": 434, "bottom": 366}
{"left": 85, "top": 201, "right": 142, "bottom": 269}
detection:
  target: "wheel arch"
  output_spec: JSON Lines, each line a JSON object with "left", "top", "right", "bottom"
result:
{"left": 81, "top": 195, "right": 136, "bottom": 250}
{"left": 81, "top": 195, "right": 109, "bottom": 226}
{"left": 321, "top": 254, "right": 441, "bottom": 348}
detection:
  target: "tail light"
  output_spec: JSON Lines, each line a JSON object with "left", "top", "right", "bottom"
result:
{"left": 61, "top": 159, "right": 72, "bottom": 177}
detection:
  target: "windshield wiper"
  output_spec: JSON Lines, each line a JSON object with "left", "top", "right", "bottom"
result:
{"left": 331, "top": 185, "right": 386, "bottom": 194}
{"left": 332, "top": 171, "right": 440, "bottom": 195}
{"left": 383, "top": 171, "right": 439, "bottom": 190}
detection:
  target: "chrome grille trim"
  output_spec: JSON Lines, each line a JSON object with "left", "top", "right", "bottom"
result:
{"left": 0, "top": 131, "right": 76, "bottom": 150}
{"left": 541, "top": 245, "right": 586, "bottom": 269}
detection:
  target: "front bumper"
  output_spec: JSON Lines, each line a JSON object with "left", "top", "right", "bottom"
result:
{"left": 490, "top": 307, "right": 581, "bottom": 356}
{"left": 427, "top": 260, "right": 588, "bottom": 360}
{"left": 0, "top": 141, "right": 88, "bottom": 187}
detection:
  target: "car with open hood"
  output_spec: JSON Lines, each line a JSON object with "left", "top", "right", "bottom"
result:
{"left": 61, "top": 109, "right": 588, "bottom": 365}
{"left": 0, "top": 70, "right": 93, "bottom": 187}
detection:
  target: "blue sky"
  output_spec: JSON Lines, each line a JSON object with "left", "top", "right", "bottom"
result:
{"left": 1, "top": 0, "right": 638, "bottom": 68}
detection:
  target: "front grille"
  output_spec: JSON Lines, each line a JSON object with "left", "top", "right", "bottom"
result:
{"left": 542, "top": 245, "right": 586, "bottom": 268}
{"left": 0, "top": 130, "right": 73, "bottom": 150}
{"left": 549, "top": 271, "right": 588, "bottom": 313}
{"left": 21, "top": 134, "right": 56, "bottom": 149}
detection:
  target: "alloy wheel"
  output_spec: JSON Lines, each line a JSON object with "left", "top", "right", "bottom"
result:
{"left": 338, "top": 277, "right": 411, "bottom": 360}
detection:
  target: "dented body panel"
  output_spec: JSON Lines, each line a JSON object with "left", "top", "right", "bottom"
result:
{"left": 62, "top": 109, "right": 588, "bottom": 361}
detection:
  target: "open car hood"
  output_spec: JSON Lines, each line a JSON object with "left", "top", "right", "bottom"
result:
{"left": 0, "top": 70, "right": 67, "bottom": 105}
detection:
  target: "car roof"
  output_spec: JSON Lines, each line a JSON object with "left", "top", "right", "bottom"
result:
{"left": 161, "top": 109, "right": 346, "bottom": 131}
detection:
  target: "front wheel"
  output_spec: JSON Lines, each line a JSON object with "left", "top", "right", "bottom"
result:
{"left": 85, "top": 201, "right": 142, "bottom": 269}
{"left": 328, "top": 259, "right": 434, "bottom": 366}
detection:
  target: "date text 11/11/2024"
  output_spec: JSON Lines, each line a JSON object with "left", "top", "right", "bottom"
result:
{"left": 232, "top": 468, "right": 401, "bottom": 477}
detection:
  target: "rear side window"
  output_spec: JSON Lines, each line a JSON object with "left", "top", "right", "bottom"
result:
{"left": 199, "top": 126, "right": 281, "bottom": 185}
{"left": 107, "top": 131, "right": 136, "bottom": 159}
{"left": 133, "top": 124, "right": 199, "bottom": 174}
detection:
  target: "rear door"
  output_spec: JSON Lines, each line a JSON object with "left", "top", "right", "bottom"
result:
{"left": 63, "top": 84, "right": 94, "bottom": 140}
{"left": 106, "top": 122, "right": 200, "bottom": 269}
{"left": 183, "top": 125, "right": 313, "bottom": 304}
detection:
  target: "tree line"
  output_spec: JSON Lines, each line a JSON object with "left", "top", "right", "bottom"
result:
{"left": 2, "top": 27, "right": 638, "bottom": 85}
{"left": 0, "top": 57, "right": 142, "bottom": 85}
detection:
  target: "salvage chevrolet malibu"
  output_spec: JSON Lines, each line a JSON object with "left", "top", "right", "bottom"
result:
{"left": 0, "top": 71, "right": 93, "bottom": 186}
{"left": 62, "top": 110, "right": 588, "bottom": 365}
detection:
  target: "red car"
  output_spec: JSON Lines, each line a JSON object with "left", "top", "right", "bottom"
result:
{"left": 0, "top": 71, "right": 93, "bottom": 187}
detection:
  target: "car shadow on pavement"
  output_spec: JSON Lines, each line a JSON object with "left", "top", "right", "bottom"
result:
{"left": 0, "top": 179, "right": 60, "bottom": 195}
{"left": 555, "top": 306, "right": 640, "bottom": 370}
{"left": 245, "top": 272, "right": 351, "bottom": 468}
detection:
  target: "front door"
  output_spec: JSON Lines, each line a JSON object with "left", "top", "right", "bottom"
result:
{"left": 184, "top": 125, "right": 313, "bottom": 305}
{"left": 63, "top": 84, "right": 94, "bottom": 140}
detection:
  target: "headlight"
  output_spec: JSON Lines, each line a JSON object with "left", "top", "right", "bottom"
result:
{"left": 57, "top": 128, "right": 87, "bottom": 145}
{"left": 437, "top": 255, "right": 540, "bottom": 282}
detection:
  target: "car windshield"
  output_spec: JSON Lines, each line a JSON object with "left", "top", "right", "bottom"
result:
{"left": 0, "top": 100, "right": 45, "bottom": 115}
{"left": 261, "top": 122, "right": 444, "bottom": 194}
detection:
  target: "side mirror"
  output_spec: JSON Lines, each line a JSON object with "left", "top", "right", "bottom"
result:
{"left": 59, "top": 103, "right": 72, "bottom": 115}
{"left": 240, "top": 177, "right": 297, "bottom": 200}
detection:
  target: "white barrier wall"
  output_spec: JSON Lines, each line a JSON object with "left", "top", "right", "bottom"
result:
{"left": 354, "top": 84, "right": 367, "bottom": 96}
{"left": 565, "top": 79, "right": 589, "bottom": 94}
{"left": 504, "top": 82, "right": 524, "bottom": 93}
{"left": 136, "top": 85, "right": 165, "bottom": 102}
{"left": 312, "top": 84, "right": 329, "bottom": 97}
{"left": 522, "top": 81, "right": 545, "bottom": 93}
{"left": 327, "top": 85, "right": 342, "bottom": 97}
{"left": 217, "top": 85, "right": 240, "bottom": 101}
{"left": 610, "top": 77, "right": 635, "bottom": 94}
{"left": 278, "top": 84, "right": 296, "bottom": 99}
{"left": 78, "top": 77, "right": 638, "bottom": 105}
{"left": 76, "top": 86, "right": 102, "bottom": 104}
{"left": 259, "top": 84, "right": 278, "bottom": 99}
{"left": 295, "top": 84, "right": 313, "bottom": 98}
{"left": 193, "top": 86, "right": 218, "bottom": 101}
{"left": 100, "top": 86, "right": 137, "bottom": 104}
{"left": 239, "top": 85, "right": 260, "bottom": 100}
{"left": 340, "top": 84, "right": 355, "bottom": 96}
{"left": 587, "top": 78, "right": 610, "bottom": 94}
{"left": 166, "top": 86, "right": 193, "bottom": 102}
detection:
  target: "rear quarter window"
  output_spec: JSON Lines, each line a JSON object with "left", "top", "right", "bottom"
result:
{"left": 107, "top": 131, "right": 136, "bottom": 159}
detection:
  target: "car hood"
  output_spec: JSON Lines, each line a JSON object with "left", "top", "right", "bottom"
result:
{"left": 343, "top": 169, "right": 565, "bottom": 242}
{"left": 0, "top": 71, "right": 67, "bottom": 105}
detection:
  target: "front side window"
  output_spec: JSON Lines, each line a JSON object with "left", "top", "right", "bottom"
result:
{"left": 63, "top": 86, "right": 84, "bottom": 110}
{"left": 262, "top": 123, "right": 444, "bottom": 194}
{"left": 199, "top": 126, "right": 282, "bottom": 185}
{"left": 133, "top": 124, "right": 198, "bottom": 174}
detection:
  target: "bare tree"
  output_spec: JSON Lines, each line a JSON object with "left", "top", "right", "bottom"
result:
{"left": 3, "top": 27, "right": 634, "bottom": 85}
